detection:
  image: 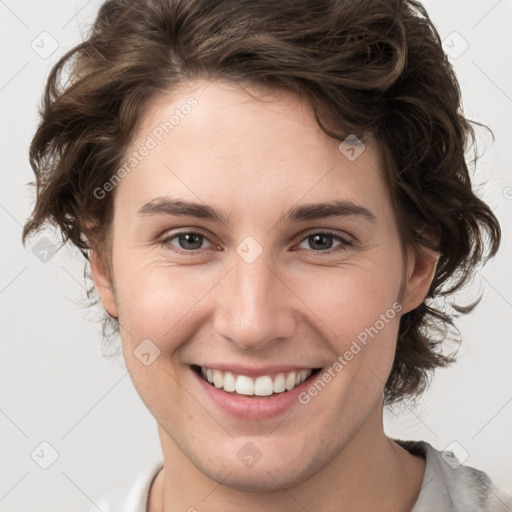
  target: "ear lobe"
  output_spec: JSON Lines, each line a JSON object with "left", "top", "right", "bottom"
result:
{"left": 89, "top": 247, "right": 118, "bottom": 318}
{"left": 400, "top": 246, "right": 438, "bottom": 314}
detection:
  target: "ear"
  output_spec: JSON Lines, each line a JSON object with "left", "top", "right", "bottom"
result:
{"left": 89, "top": 247, "right": 118, "bottom": 318}
{"left": 400, "top": 246, "right": 438, "bottom": 314}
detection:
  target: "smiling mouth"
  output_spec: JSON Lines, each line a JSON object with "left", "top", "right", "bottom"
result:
{"left": 192, "top": 365, "right": 322, "bottom": 397}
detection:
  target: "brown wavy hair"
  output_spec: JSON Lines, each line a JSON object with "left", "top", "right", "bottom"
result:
{"left": 22, "top": 0, "right": 500, "bottom": 404}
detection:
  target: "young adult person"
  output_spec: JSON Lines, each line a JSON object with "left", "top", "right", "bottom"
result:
{"left": 22, "top": 1, "right": 511, "bottom": 510}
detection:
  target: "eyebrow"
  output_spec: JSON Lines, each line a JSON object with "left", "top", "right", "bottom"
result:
{"left": 137, "top": 197, "right": 376, "bottom": 225}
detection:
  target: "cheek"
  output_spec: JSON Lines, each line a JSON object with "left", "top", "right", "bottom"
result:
{"left": 291, "top": 261, "right": 402, "bottom": 337}
{"left": 112, "top": 259, "right": 220, "bottom": 348}
{"left": 289, "top": 261, "right": 403, "bottom": 387}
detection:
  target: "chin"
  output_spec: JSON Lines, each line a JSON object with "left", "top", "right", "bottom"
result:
{"left": 189, "top": 442, "right": 328, "bottom": 493}
{"left": 204, "top": 462, "right": 315, "bottom": 493}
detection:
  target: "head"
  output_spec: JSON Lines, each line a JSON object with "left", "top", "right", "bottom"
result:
{"left": 23, "top": 0, "right": 500, "bottom": 491}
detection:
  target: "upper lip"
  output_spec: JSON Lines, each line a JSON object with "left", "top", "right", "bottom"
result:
{"left": 192, "top": 364, "right": 321, "bottom": 378}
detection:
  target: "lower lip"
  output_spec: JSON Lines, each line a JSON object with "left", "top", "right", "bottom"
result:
{"left": 192, "top": 368, "right": 318, "bottom": 420}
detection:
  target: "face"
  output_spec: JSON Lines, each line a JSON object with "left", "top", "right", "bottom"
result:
{"left": 91, "top": 80, "right": 434, "bottom": 491}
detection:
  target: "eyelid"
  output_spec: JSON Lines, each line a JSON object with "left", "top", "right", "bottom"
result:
{"left": 292, "top": 229, "right": 353, "bottom": 254}
{"left": 160, "top": 229, "right": 217, "bottom": 254}
{"left": 294, "top": 228, "right": 353, "bottom": 245}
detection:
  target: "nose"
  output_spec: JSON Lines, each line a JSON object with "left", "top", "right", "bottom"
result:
{"left": 213, "top": 253, "right": 296, "bottom": 350}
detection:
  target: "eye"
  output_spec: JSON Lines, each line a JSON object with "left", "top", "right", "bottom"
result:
{"left": 297, "top": 231, "right": 352, "bottom": 252}
{"left": 162, "top": 231, "right": 213, "bottom": 252}
{"left": 160, "top": 229, "right": 352, "bottom": 255}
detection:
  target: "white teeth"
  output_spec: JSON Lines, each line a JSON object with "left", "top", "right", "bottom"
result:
{"left": 213, "top": 369, "right": 223, "bottom": 388}
{"left": 254, "top": 376, "right": 274, "bottom": 396}
{"left": 200, "top": 367, "right": 313, "bottom": 396}
{"left": 235, "top": 375, "right": 254, "bottom": 395}
{"left": 285, "top": 372, "right": 296, "bottom": 391}
{"left": 273, "top": 373, "right": 286, "bottom": 393}
{"left": 223, "top": 372, "right": 236, "bottom": 392}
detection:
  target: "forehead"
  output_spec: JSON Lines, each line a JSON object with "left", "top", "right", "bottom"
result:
{"left": 115, "top": 80, "right": 389, "bottom": 222}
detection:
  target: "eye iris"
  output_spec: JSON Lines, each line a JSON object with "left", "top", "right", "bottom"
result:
{"left": 179, "top": 233, "right": 203, "bottom": 250}
{"left": 309, "top": 233, "right": 333, "bottom": 250}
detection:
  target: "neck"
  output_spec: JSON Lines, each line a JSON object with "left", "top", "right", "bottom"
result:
{"left": 149, "top": 401, "right": 425, "bottom": 512}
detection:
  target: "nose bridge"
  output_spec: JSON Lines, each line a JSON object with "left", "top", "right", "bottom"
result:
{"left": 213, "top": 250, "right": 295, "bottom": 349}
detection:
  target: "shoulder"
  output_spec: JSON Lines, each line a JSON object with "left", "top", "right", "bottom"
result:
{"left": 395, "top": 439, "right": 512, "bottom": 512}
{"left": 84, "top": 460, "right": 164, "bottom": 512}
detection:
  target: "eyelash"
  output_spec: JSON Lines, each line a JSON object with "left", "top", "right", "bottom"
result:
{"left": 160, "top": 229, "right": 353, "bottom": 255}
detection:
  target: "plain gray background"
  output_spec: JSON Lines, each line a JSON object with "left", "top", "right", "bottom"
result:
{"left": 1, "top": 0, "right": 511, "bottom": 510}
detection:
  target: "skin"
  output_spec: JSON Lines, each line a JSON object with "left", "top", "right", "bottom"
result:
{"left": 90, "top": 79, "right": 436, "bottom": 512}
